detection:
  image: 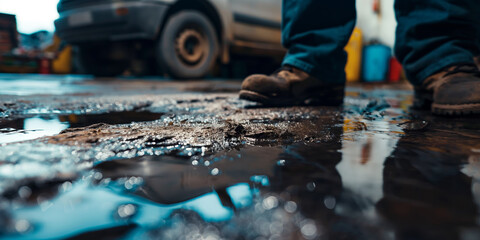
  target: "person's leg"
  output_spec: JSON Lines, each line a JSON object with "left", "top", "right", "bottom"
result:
{"left": 282, "top": 0, "right": 356, "bottom": 84}
{"left": 394, "top": 0, "right": 480, "bottom": 85}
{"left": 239, "top": 0, "right": 356, "bottom": 106}
{"left": 395, "top": 0, "right": 480, "bottom": 115}
{"left": 475, "top": 8, "right": 480, "bottom": 68}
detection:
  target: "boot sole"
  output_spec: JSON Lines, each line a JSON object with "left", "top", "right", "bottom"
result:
{"left": 414, "top": 90, "right": 480, "bottom": 116}
{"left": 413, "top": 89, "right": 433, "bottom": 110}
{"left": 239, "top": 90, "right": 300, "bottom": 106}
{"left": 432, "top": 103, "right": 480, "bottom": 116}
{"left": 239, "top": 89, "right": 344, "bottom": 107}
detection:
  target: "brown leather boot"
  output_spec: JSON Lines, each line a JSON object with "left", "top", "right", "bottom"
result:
{"left": 414, "top": 64, "right": 480, "bottom": 115}
{"left": 239, "top": 66, "right": 344, "bottom": 106}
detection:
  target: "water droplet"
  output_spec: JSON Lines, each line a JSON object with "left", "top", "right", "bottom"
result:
{"left": 131, "top": 177, "right": 142, "bottom": 185}
{"left": 93, "top": 172, "right": 103, "bottom": 180}
{"left": 60, "top": 181, "right": 73, "bottom": 192}
{"left": 211, "top": 168, "right": 220, "bottom": 176}
{"left": 204, "top": 161, "right": 211, "bottom": 166}
{"left": 300, "top": 219, "right": 318, "bottom": 239}
{"left": 323, "top": 196, "right": 336, "bottom": 210}
{"left": 123, "top": 177, "right": 143, "bottom": 190}
{"left": 15, "top": 219, "right": 32, "bottom": 233}
{"left": 192, "top": 160, "right": 199, "bottom": 166}
{"left": 276, "top": 159, "right": 286, "bottom": 166}
{"left": 203, "top": 233, "right": 220, "bottom": 240}
{"left": 18, "top": 186, "right": 32, "bottom": 199}
{"left": 100, "top": 178, "right": 111, "bottom": 185}
{"left": 124, "top": 181, "right": 133, "bottom": 190}
{"left": 306, "top": 182, "right": 316, "bottom": 191}
{"left": 262, "top": 196, "right": 279, "bottom": 210}
{"left": 117, "top": 204, "right": 137, "bottom": 219}
{"left": 269, "top": 222, "right": 284, "bottom": 236}
{"left": 284, "top": 201, "right": 297, "bottom": 213}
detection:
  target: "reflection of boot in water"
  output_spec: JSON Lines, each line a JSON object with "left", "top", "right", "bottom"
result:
{"left": 269, "top": 142, "right": 355, "bottom": 238}
{"left": 377, "top": 142, "right": 477, "bottom": 240}
{"left": 271, "top": 142, "right": 343, "bottom": 204}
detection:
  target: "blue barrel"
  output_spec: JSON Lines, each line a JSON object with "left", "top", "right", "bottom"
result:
{"left": 362, "top": 44, "right": 391, "bottom": 82}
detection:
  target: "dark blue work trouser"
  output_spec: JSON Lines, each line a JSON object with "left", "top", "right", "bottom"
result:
{"left": 281, "top": 0, "right": 480, "bottom": 85}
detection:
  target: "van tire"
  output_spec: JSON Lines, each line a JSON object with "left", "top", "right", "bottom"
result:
{"left": 156, "top": 10, "right": 219, "bottom": 79}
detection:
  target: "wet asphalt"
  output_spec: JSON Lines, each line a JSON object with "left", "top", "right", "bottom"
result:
{"left": 0, "top": 74, "right": 480, "bottom": 240}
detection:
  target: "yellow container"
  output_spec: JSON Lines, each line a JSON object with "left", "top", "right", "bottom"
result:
{"left": 52, "top": 45, "right": 72, "bottom": 74}
{"left": 43, "top": 35, "right": 73, "bottom": 74}
{"left": 344, "top": 27, "right": 363, "bottom": 82}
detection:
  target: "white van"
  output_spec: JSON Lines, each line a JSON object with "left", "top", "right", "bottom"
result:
{"left": 55, "top": 0, "right": 284, "bottom": 78}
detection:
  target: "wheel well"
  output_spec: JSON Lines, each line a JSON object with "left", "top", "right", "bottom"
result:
{"left": 159, "top": 0, "right": 223, "bottom": 46}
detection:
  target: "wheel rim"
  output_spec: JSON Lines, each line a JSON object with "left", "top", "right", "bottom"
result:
{"left": 175, "top": 28, "right": 208, "bottom": 66}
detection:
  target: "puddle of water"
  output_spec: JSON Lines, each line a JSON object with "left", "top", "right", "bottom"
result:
{"left": 58, "top": 111, "right": 164, "bottom": 129}
{"left": 0, "top": 74, "right": 92, "bottom": 96}
{"left": 0, "top": 111, "right": 163, "bottom": 144}
{"left": 9, "top": 139, "right": 473, "bottom": 240}
{"left": 0, "top": 117, "right": 69, "bottom": 144}
{"left": 2, "top": 146, "right": 478, "bottom": 240}
{"left": 2, "top": 146, "right": 323, "bottom": 240}
{"left": 2, "top": 86, "right": 480, "bottom": 240}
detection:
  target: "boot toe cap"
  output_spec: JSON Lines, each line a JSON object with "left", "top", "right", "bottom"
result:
{"left": 241, "top": 74, "right": 269, "bottom": 91}
{"left": 435, "top": 78, "right": 480, "bottom": 105}
{"left": 241, "top": 74, "right": 288, "bottom": 96}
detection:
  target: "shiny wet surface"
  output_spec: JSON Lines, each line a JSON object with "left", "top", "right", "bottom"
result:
{"left": 1, "top": 77, "right": 480, "bottom": 240}
{"left": 0, "top": 112, "right": 163, "bottom": 144}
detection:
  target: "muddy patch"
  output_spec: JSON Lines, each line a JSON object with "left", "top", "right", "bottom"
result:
{"left": 44, "top": 108, "right": 342, "bottom": 154}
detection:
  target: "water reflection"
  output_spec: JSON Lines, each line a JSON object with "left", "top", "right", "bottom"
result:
{"left": 4, "top": 125, "right": 480, "bottom": 239}
{"left": 0, "top": 111, "right": 163, "bottom": 144}
{"left": 270, "top": 143, "right": 348, "bottom": 239}
{"left": 0, "top": 117, "right": 69, "bottom": 144}
{"left": 0, "top": 74, "right": 91, "bottom": 96}
{"left": 94, "top": 148, "right": 283, "bottom": 212}
{"left": 3, "top": 87, "right": 480, "bottom": 239}
{"left": 339, "top": 119, "right": 401, "bottom": 206}
{"left": 379, "top": 141, "right": 477, "bottom": 240}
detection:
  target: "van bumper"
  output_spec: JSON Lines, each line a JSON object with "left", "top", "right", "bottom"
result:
{"left": 55, "top": 2, "right": 169, "bottom": 43}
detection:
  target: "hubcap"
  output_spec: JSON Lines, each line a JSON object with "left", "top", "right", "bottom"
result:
{"left": 175, "top": 29, "right": 207, "bottom": 65}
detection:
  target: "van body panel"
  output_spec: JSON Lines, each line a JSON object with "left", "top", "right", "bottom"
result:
{"left": 55, "top": 0, "right": 284, "bottom": 64}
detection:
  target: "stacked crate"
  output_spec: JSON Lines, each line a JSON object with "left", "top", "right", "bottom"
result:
{"left": 0, "top": 13, "right": 18, "bottom": 55}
